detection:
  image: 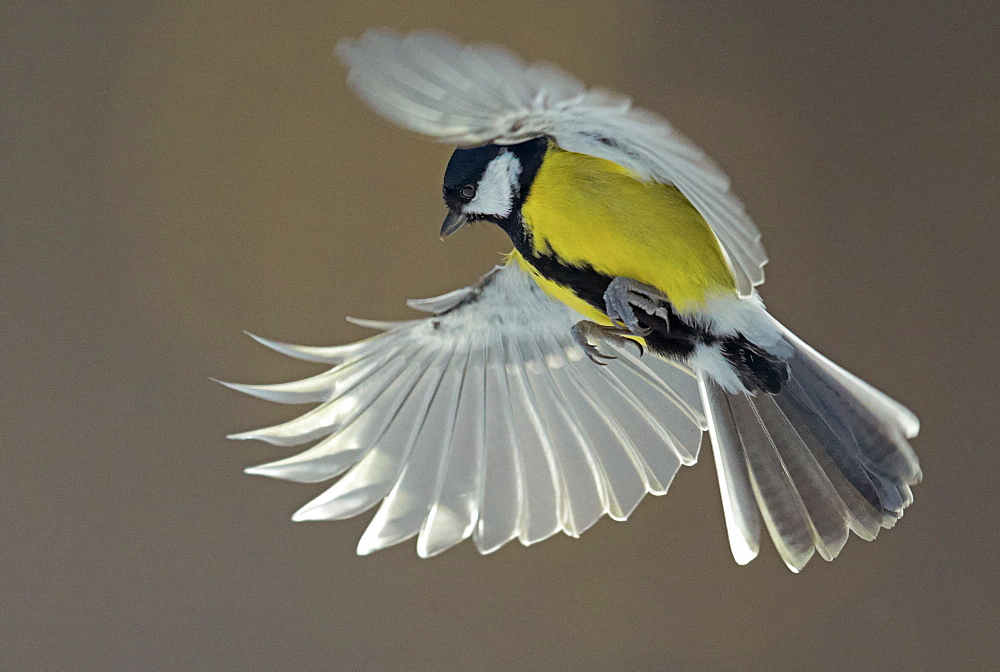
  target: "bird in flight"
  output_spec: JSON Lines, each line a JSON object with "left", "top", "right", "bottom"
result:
{"left": 224, "top": 30, "right": 921, "bottom": 572}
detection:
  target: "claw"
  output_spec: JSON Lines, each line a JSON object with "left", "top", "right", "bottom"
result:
{"left": 625, "top": 337, "right": 644, "bottom": 357}
{"left": 589, "top": 350, "right": 615, "bottom": 365}
{"left": 571, "top": 320, "right": 644, "bottom": 366}
{"left": 572, "top": 322, "right": 617, "bottom": 364}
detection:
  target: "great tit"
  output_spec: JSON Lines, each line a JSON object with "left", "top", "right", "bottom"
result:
{"left": 225, "top": 30, "right": 921, "bottom": 572}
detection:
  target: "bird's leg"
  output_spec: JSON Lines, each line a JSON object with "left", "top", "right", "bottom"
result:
{"left": 603, "top": 276, "right": 670, "bottom": 337}
{"left": 571, "top": 320, "right": 644, "bottom": 365}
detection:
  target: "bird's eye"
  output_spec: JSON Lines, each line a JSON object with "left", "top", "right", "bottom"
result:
{"left": 460, "top": 185, "right": 476, "bottom": 200}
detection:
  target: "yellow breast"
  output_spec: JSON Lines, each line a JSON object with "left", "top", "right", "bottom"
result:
{"left": 520, "top": 146, "right": 736, "bottom": 314}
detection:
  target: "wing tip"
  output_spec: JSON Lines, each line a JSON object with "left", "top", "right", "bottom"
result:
{"left": 344, "top": 316, "right": 406, "bottom": 331}
{"left": 215, "top": 378, "right": 272, "bottom": 400}
{"left": 291, "top": 505, "right": 327, "bottom": 523}
{"left": 243, "top": 331, "right": 302, "bottom": 356}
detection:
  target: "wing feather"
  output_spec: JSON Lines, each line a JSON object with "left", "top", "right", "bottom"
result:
{"left": 473, "top": 341, "right": 524, "bottom": 553}
{"left": 290, "top": 349, "right": 445, "bottom": 522}
{"left": 217, "top": 342, "right": 405, "bottom": 405}
{"left": 548, "top": 336, "right": 648, "bottom": 521}
{"left": 583, "top": 361, "right": 682, "bottom": 495}
{"left": 519, "top": 336, "right": 607, "bottom": 537}
{"left": 227, "top": 263, "right": 705, "bottom": 555}
{"left": 572, "top": 347, "right": 687, "bottom": 497}
{"left": 417, "top": 346, "right": 484, "bottom": 557}
{"left": 357, "top": 349, "right": 463, "bottom": 555}
{"left": 504, "top": 338, "right": 562, "bottom": 546}
{"left": 244, "top": 331, "right": 374, "bottom": 364}
{"left": 227, "top": 345, "right": 414, "bottom": 446}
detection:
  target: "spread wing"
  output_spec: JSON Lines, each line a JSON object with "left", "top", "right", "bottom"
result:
{"left": 337, "top": 29, "right": 768, "bottom": 296}
{"left": 224, "top": 263, "right": 706, "bottom": 557}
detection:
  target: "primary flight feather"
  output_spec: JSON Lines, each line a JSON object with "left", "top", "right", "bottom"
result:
{"left": 225, "top": 29, "right": 921, "bottom": 571}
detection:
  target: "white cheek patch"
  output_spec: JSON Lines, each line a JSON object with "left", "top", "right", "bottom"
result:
{"left": 465, "top": 151, "right": 522, "bottom": 218}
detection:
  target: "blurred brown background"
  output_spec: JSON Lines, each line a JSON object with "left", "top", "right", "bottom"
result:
{"left": 3, "top": 2, "right": 998, "bottom": 670}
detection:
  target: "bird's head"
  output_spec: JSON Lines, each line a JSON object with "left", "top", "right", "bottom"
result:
{"left": 440, "top": 137, "right": 548, "bottom": 238}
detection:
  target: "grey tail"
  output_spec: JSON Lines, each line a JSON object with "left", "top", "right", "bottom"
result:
{"left": 699, "top": 320, "right": 922, "bottom": 572}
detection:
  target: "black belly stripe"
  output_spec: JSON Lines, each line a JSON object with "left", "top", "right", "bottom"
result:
{"left": 523, "top": 248, "right": 707, "bottom": 358}
{"left": 503, "top": 216, "right": 787, "bottom": 393}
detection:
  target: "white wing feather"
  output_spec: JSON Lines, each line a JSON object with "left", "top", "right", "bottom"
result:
{"left": 225, "top": 263, "right": 705, "bottom": 557}
{"left": 337, "top": 29, "right": 768, "bottom": 295}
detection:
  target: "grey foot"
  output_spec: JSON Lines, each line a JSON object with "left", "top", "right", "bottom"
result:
{"left": 603, "top": 276, "right": 671, "bottom": 337}
{"left": 571, "top": 320, "right": 644, "bottom": 365}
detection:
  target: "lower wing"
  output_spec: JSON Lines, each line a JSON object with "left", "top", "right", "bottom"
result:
{"left": 222, "top": 262, "right": 706, "bottom": 557}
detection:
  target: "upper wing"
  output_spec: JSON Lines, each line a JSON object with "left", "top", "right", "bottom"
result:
{"left": 337, "top": 29, "right": 768, "bottom": 296}
{"left": 224, "top": 262, "right": 706, "bottom": 557}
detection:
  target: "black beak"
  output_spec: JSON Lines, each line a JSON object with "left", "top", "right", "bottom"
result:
{"left": 440, "top": 210, "right": 468, "bottom": 239}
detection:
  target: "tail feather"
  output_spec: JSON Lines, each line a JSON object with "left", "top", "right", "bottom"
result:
{"left": 700, "top": 320, "right": 921, "bottom": 571}
{"left": 755, "top": 390, "right": 883, "bottom": 542}
{"left": 699, "top": 383, "right": 761, "bottom": 565}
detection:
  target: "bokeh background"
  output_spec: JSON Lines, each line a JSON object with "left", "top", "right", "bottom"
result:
{"left": 4, "top": 2, "right": 998, "bottom": 670}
